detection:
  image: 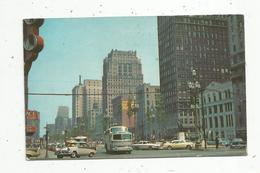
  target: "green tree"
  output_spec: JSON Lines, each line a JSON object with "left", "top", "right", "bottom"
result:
{"left": 155, "top": 94, "right": 167, "bottom": 139}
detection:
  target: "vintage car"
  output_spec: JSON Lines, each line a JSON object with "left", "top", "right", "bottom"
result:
{"left": 230, "top": 138, "right": 246, "bottom": 149}
{"left": 162, "top": 140, "right": 194, "bottom": 150}
{"left": 132, "top": 141, "right": 161, "bottom": 150}
{"left": 26, "top": 147, "right": 40, "bottom": 158}
{"left": 57, "top": 141, "right": 96, "bottom": 158}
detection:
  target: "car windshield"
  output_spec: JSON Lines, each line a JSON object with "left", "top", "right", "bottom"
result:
{"left": 113, "top": 134, "right": 131, "bottom": 140}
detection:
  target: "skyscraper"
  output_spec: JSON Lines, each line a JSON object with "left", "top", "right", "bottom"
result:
{"left": 72, "top": 76, "right": 86, "bottom": 127}
{"left": 55, "top": 106, "right": 69, "bottom": 134}
{"left": 84, "top": 79, "right": 103, "bottom": 138}
{"left": 136, "top": 83, "right": 160, "bottom": 139}
{"left": 157, "top": 16, "right": 231, "bottom": 135}
{"left": 228, "top": 15, "right": 246, "bottom": 140}
{"left": 102, "top": 49, "right": 143, "bottom": 129}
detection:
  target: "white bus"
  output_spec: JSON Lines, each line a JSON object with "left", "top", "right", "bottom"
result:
{"left": 104, "top": 126, "right": 133, "bottom": 154}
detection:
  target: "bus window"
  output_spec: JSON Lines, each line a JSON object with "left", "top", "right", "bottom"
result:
{"left": 113, "top": 134, "right": 131, "bottom": 140}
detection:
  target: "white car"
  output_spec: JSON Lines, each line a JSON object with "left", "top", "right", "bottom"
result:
{"left": 162, "top": 140, "right": 194, "bottom": 150}
{"left": 67, "top": 142, "right": 96, "bottom": 158}
{"left": 132, "top": 141, "right": 161, "bottom": 150}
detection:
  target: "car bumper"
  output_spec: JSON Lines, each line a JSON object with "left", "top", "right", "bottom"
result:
{"left": 112, "top": 146, "right": 133, "bottom": 152}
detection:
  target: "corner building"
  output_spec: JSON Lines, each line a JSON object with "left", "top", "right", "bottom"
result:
{"left": 227, "top": 15, "right": 246, "bottom": 140}
{"left": 157, "top": 16, "right": 231, "bottom": 135}
{"left": 102, "top": 50, "right": 143, "bottom": 129}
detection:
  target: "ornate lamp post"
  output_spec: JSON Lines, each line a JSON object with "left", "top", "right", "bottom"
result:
{"left": 44, "top": 124, "right": 49, "bottom": 159}
{"left": 188, "top": 70, "right": 201, "bottom": 139}
{"left": 188, "top": 69, "right": 207, "bottom": 149}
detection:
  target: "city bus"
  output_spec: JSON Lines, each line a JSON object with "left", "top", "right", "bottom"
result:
{"left": 104, "top": 126, "right": 133, "bottom": 154}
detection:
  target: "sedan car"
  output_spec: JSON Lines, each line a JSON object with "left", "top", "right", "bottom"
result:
{"left": 230, "top": 138, "right": 246, "bottom": 149}
{"left": 26, "top": 147, "right": 40, "bottom": 158}
{"left": 67, "top": 142, "right": 96, "bottom": 158}
{"left": 132, "top": 141, "right": 161, "bottom": 150}
{"left": 162, "top": 140, "right": 194, "bottom": 150}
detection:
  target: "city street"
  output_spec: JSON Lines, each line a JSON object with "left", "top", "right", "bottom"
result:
{"left": 30, "top": 146, "right": 247, "bottom": 160}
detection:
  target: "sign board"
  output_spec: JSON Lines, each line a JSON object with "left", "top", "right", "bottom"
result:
{"left": 26, "top": 110, "right": 39, "bottom": 120}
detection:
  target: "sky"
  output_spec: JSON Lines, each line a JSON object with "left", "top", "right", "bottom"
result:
{"left": 28, "top": 16, "right": 160, "bottom": 136}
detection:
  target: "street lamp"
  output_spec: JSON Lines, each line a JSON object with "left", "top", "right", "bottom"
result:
{"left": 44, "top": 124, "right": 49, "bottom": 159}
{"left": 188, "top": 69, "right": 207, "bottom": 149}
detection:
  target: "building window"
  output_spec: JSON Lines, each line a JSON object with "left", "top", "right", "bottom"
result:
{"left": 208, "top": 94, "right": 211, "bottom": 103}
{"left": 214, "top": 105, "right": 218, "bottom": 114}
{"left": 230, "top": 115, "right": 234, "bottom": 127}
{"left": 219, "top": 104, "right": 223, "bottom": 112}
{"left": 226, "top": 115, "right": 229, "bottom": 127}
{"left": 208, "top": 107, "right": 212, "bottom": 114}
{"left": 220, "top": 116, "right": 224, "bottom": 127}
{"left": 209, "top": 117, "right": 212, "bottom": 128}
{"left": 213, "top": 93, "right": 216, "bottom": 101}
{"left": 233, "top": 45, "right": 236, "bottom": 52}
{"left": 214, "top": 116, "right": 218, "bottom": 128}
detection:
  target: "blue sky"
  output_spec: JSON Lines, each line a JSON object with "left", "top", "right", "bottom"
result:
{"left": 28, "top": 16, "right": 159, "bottom": 136}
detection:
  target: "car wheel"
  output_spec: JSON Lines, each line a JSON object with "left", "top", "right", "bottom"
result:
{"left": 186, "top": 145, "right": 192, "bottom": 150}
{"left": 57, "top": 155, "right": 63, "bottom": 159}
{"left": 71, "top": 151, "right": 77, "bottom": 158}
{"left": 167, "top": 146, "right": 172, "bottom": 150}
{"left": 26, "top": 154, "right": 31, "bottom": 159}
{"left": 88, "top": 152, "right": 94, "bottom": 157}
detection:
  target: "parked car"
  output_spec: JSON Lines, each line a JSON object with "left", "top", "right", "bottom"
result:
{"left": 26, "top": 147, "right": 40, "bottom": 158}
{"left": 162, "top": 140, "right": 194, "bottom": 150}
{"left": 219, "top": 138, "right": 230, "bottom": 146}
{"left": 132, "top": 141, "right": 161, "bottom": 150}
{"left": 230, "top": 138, "right": 246, "bottom": 149}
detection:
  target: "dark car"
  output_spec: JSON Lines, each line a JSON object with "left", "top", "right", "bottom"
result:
{"left": 230, "top": 138, "right": 246, "bottom": 149}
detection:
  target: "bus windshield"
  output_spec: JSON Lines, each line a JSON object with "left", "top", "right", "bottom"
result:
{"left": 113, "top": 134, "right": 132, "bottom": 140}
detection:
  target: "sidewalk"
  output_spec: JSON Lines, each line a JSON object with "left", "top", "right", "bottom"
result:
{"left": 34, "top": 149, "right": 55, "bottom": 159}
{"left": 194, "top": 145, "right": 228, "bottom": 151}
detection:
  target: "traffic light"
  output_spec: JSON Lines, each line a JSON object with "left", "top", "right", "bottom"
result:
{"left": 23, "top": 19, "right": 44, "bottom": 75}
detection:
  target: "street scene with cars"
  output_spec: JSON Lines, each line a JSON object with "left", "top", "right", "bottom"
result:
{"left": 24, "top": 15, "right": 247, "bottom": 160}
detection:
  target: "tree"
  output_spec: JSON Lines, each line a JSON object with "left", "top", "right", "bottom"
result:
{"left": 155, "top": 94, "right": 167, "bottom": 139}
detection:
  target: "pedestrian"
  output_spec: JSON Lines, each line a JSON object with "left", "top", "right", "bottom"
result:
{"left": 215, "top": 136, "right": 219, "bottom": 149}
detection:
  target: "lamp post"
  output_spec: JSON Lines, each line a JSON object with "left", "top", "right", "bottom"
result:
{"left": 131, "top": 96, "right": 139, "bottom": 141}
{"left": 200, "top": 89, "right": 207, "bottom": 149}
{"left": 44, "top": 124, "right": 49, "bottom": 159}
{"left": 188, "top": 70, "right": 201, "bottom": 139}
{"left": 188, "top": 69, "right": 207, "bottom": 149}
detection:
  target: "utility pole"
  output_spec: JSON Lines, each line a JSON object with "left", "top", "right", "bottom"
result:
{"left": 44, "top": 124, "right": 48, "bottom": 159}
{"left": 200, "top": 90, "right": 207, "bottom": 149}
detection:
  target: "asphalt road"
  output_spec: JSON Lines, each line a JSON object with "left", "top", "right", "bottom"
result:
{"left": 30, "top": 147, "right": 247, "bottom": 160}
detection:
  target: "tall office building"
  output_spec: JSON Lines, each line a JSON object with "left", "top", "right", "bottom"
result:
{"left": 157, "top": 16, "right": 231, "bottom": 135}
{"left": 136, "top": 84, "right": 160, "bottom": 140}
{"left": 102, "top": 49, "right": 143, "bottom": 129}
{"left": 84, "top": 79, "right": 103, "bottom": 138}
{"left": 72, "top": 76, "right": 86, "bottom": 127}
{"left": 228, "top": 15, "right": 246, "bottom": 140}
{"left": 55, "top": 106, "right": 69, "bottom": 134}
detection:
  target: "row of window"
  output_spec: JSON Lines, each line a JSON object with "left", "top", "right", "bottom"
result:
{"left": 206, "top": 114, "right": 234, "bottom": 129}
{"left": 202, "top": 89, "right": 232, "bottom": 104}
{"left": 204, "top": 102, "right": 233, "bottom": 115}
